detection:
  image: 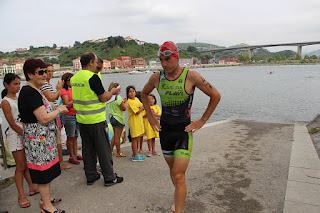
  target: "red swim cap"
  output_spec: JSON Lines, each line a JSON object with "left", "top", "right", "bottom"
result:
{"left": 158, "top": 41, "right": 179, "bottom": 58}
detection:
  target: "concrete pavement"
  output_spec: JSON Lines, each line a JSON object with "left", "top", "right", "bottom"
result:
{"left": 0, "top": 120, "right": 319, "bottom": 213}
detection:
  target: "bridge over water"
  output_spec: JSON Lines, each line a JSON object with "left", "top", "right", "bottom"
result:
{"left": 200, "top": 41, "right": 320, "bottom": 58}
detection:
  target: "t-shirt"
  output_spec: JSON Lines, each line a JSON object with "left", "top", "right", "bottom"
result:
{"left": 40, "top": 81, "right": 58, "bottom": 105}
{"left": 60, "top": 88, "right": 76, "bottom": 115}
{"left": 107, "top": 95, "right": 125, "bottom": 125}
{"left": 89, "top": 74, "right": 105, "bottom": 96}
{"left": 18, "top": 86, "right": 44, "bottom": 123}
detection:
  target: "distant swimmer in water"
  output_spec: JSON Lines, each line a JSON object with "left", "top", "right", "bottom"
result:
{"left": 269, "top": 71, "right": 273, "bottom": 74}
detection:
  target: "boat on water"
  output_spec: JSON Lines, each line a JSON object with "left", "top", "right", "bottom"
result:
{"left": 128, "top": 70, "right": 144, "bottom": 75}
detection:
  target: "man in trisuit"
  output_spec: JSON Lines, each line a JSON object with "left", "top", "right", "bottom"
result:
{"left": 141, "top": 41, "right": 221, "bottom": 213}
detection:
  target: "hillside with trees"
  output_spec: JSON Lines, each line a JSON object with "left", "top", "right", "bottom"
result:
{"left": 1, "top": 37, "right": 317, "bottom": 66}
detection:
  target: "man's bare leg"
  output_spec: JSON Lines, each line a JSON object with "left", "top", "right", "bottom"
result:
{"left": 165, "top": 157, "right": 189, "bottom": 213}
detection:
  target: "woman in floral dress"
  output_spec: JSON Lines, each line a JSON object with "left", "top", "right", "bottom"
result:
{"left": 18, "top": 58, "right": 68, "bottom": 213}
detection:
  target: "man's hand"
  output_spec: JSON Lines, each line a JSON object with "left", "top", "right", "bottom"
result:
{"left": 147, "top": 112, "right": 161, "bottom": 132}
{"left": 110, "top": 87, "right": 120, "bottom": 95}
{"left": 185, "top": 119, "right": 205, "bottom": 133}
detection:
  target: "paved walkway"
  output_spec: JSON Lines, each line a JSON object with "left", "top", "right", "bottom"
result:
{"left": 283, "top": 123, "right": 320, "bottom": 213}
{"left": 0, "top": 120, "right": 319, "bottom": 213}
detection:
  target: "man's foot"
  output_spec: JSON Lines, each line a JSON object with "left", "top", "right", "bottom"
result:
{"left": 18, "top": 196, "right": 31, "bottom": 208}
{"left": 104, "top": 173, "right": 123, "bottom": 186}
{"left": 60, "top": 163, "right": 72, "bottom": 170}
{"left": 87, "top": 174, "right": 100, "bottom": 185}
{"left": 146, "top": 151, "right": 152, "bottom": 157}
{"left": 68, "top": 157, "right": 80, "bottom": 165}
{"left": 171, "top": 204, "right": 175, "bottom": 212}
{"left": 132, "top": 154, "right": 146, "bottom": 162}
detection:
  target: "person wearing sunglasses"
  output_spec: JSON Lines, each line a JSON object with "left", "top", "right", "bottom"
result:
{"left": 141, "top": 41, "right": 221, "bottom": 213}
{"left": 18, "top": 58, "right": 68, "bottom": 213}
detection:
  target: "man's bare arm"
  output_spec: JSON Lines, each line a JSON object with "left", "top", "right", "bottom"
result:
{"left": 185, "top": 71, "right": 221, "bottom": 133}
{"left": 141, "top": 73, "right": 161, "bottom": 131}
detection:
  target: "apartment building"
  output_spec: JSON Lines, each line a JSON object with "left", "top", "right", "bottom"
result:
{"left": 73, "top": 57, "right": 81, "bottom": 70}
{"left": 132, "top": 58, "right": 146, "bottom": 68}
{"left": 118, "top": 56, "right": 131, "bottom": 68}
{"left": 111, "top": 59, "right": 122, "bottom": 69}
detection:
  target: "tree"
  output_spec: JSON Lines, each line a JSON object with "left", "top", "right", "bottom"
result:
{"left": 187, "top": 46, "right": 197, "bottom": 52}
{"left": 52, "top": 43, "right": 57, "bottom": 49}
{"left": 74, "top": 41, "right": 81, "bottom": 47}
{"left": 276, "top": 54, "right": 281, "bottom": 61}
{"left": 311, "top": 55, "right": 318, "bottom": 59}
{"left": 267, "top": 57, "right": 275, "bottom": 62}
{"left": 295, "top": 54, "right": 302, "bottom": 60}
{"left": 29, "top": 46, "right": 34, "bottom": 51}
{"left": 238, "top": 54, "right": 250, "bottom": 62}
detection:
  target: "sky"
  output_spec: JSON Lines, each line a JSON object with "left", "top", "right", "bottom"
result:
{"left": 1, "top": 0, "right": 320, "bottom": 54}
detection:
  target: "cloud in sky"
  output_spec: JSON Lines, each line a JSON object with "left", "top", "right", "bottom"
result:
{"left": 1, "top": 0, "right": 320, "bottom": 53}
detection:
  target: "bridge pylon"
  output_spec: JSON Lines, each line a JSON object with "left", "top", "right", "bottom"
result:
{"left": 249, "top": 49, "right": 254, "bottom": 59}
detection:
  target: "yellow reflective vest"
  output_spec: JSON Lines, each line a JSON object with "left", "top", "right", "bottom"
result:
{"left": 71, "top": 70, "right": 106, "bottom": 124}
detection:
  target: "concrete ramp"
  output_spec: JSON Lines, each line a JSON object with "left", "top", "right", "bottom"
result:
{"left": 2, "top": 120, "right": 318, "bottom": 213}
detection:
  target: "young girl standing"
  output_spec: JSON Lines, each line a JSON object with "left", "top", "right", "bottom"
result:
{"left": 126, "top": 86, "right": 145, "bottom": 161}
{"left": 60, "top": 73, "right": 82, "bottom": 165}
{"left": 1, "top": 73, "right": 38, "bottom": 208}
{"left": 144, "top": 94, "right": 161, "bottom": 157}
{"left": 107, "top": 82, "right": 127, "bottom": 157}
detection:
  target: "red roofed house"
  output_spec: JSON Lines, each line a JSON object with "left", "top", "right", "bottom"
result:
{"left": 13, "top": 59, "right": 27, "bottom": 74}
{"left": 118, "top": 56, "right": 131, "bottom": 68}
{"left": 111, "top": 59, "right": 122, "bottom": 69}
{"left": 132, "top": 58, "right": 146, "bottom": 68}
{"left": 73, "top": 57, "right": 81, "bottom": 70}
{"left": 219, "top": 57, "right": 239, "bottom": 65}
{"left": 103, "top": 60, "right": 111, "bottom": 70}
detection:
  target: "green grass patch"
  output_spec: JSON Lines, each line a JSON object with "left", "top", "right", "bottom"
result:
{"left": 310, "top": 127, "right": 320, "bottom": 134}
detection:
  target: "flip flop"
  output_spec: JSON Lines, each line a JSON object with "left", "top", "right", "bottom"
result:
{"left": 18, "top": 197, "right": 31, "bottom": 208}
{"left": 116, "top": 153, "right": 127, "bottom": 157}
{"left": 171, "top": 204, "right": 175, "bottom": 213}
{"left": 40, "top": 198, "right": 62, "bottom": 209}
{"left": 29, "top": 190, "right": 39, "bottom": 196}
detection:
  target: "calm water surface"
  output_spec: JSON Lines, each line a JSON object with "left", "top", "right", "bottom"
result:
{"left": 1, "top": 64, "right": 319, "bottom": 131}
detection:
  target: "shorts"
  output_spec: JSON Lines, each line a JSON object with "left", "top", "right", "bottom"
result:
{"left": 6, "top": 129, "right": 23, "bottom": 152}
{"left": 159, "top": 121, "right": 193, "bottom": 159}
{"left": 110, "top": 116, "right": 125, "bottom": 128}
{"left": 61, "top": 115, "right": 79, "bottom": 137}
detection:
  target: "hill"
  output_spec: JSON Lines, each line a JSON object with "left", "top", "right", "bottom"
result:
{"left": 0, "top": 37, "right": 297, "bottom": 66}
{"left": 306, "top": 49, "right": 320, "bottom": 56}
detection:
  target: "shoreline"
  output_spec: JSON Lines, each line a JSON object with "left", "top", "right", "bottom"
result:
{"left": 306, "top": 114, "right": 320, "bottom": 158}
{"left": 48, "top": 62, "right": 320, "bottom": 78}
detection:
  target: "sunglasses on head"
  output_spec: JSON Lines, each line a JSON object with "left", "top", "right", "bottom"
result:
{"left": 35, "top": 69, "right": 48, "bottom": 75}
{"left": 157, "top": 49, "right": 179, "bottom": 57}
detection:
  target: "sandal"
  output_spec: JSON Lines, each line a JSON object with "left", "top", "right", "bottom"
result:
{"left": 40, "top": 198, "right": 62, "bottom": 209}
{"left": 76, "top": 154, "right": 83, "bottom": 160}
{"left": 41, "top": 208, "right": 65, "bottom": 213}
{"left": 171, "top": 204, "right": 175, "bottom": 212}
{"left": 18, "top": 196, "right": 31, "bottom": 208}
{"left": 60, "top": 163, "right": 72, "bottom": 170}
{"left": 29, "top": 189, "right": 39, "bottom": 196}
{"left": 116, "top": 153, "right": 127, "bottom": 157}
